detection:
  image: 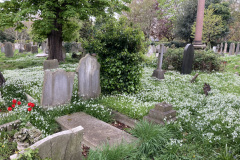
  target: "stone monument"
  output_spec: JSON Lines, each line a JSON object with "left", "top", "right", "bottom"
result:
{"left": 235, "top": 43, "right": 239, "bottom": 55}
{"left": 76, "top": 54, "right": 101, "bottom": 99}
{"left": 5, "top": 42, "right": 14, "bottom": 57}
{"left": 0, "top": 71, "right": 5, "bottom": 87}
{"left": 144, "top": 102, "right": 176, "bottom": 124}
{"left": 181, "top": 44, "right": 194, "bottom": 74}
{"left": 41, "top": 69, "right": 75, "bottom": 107}
{"left": 152, "top": 44, "right": 165, "bottom": 79}
{"left": 31, "top": 45, "right": 38, "bottom": 54}
{"left": 43, "top": 59, "right": 59, "bottom": 70}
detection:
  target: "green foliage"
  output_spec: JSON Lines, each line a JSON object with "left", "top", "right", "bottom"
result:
{"left": 84, "top": 17, "right": 145, "bottom": 94}
{"left": 162, "top": 48, "right": 221, "bottom": 72}
{"left": 18, "top": 148, "right": 51, "bottom": 160}
{"left": 191, "top": 8, "right": 224, "bottom": 44}
{"left": 0, "top": 130, "right": 18, "bottom": 159}
{"left": 216, "top": 144, "right": 239, "bottom": 160}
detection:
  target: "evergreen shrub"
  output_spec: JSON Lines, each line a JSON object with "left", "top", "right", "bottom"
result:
{"left": 84, "top": 17, "right": 145, "bottom": 94}
{"left": 162, "top": 48, "right": 221, "bottom": 72}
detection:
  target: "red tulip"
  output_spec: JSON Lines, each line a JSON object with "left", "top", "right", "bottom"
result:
{"left": 8, "top": 107, "right": 12, "bottom": 111}
{"left": 12, "top": 99, "right": 17, "bottom": 104}
{"left": 12, "top": 104, "right": 15, "bottom": 108}
{"left": 17, "top": 101, "right": 21, "bottom": 105}
{"left": 30, "top": 103, "right": 35, "bottom": 108}
{"left": 28, "top": 102, "right": 32, "bottom": 106}
{"left": 27, "top": 107, "right": 32, "bottom": 112}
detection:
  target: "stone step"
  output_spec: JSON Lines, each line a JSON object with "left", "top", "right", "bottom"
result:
{"left": 55, "top": 112, "right": 137, "bottom": 149}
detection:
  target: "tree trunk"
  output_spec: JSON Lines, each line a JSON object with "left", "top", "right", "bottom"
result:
{"left": 47, "top": 10, "right": 64, "bottom": 62}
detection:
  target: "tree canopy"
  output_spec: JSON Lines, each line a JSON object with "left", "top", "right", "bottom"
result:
{"left": 0, "top": 0, "right": 130, "bottom": 61}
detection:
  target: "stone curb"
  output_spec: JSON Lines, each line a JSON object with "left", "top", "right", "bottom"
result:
{"left": 112, "top": 111, "right": 139, "bottom": 128}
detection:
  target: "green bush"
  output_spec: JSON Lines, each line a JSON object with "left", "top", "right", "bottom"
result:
{"left": 84, "top": 17, "right": 145, "bottom": 94}
{"left": 162, "top": 48, "right": 221, "bottom": 72}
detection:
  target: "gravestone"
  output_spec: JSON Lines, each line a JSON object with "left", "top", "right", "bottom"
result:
{"left": 224, "top": 42, "right": 227, "bottom": 53}
{"left": 235, "top": 43, "right": 239, "bottom": 55}
{"left": 43, "top": 59, "right": 59, "bottom": 70}
{"left": 181, "top": 44, "right": 194, "bottom": 74}
{"left": 31, "top": 45, "right": 38, "bottom": 54}
{"left": 220, "top": 43, "right": 223, "bottom": 56}
{"left": 41, "top": 42, "right": 46, "bottom": 51}
{"left": 5, "top": 42, "right": 14, "bottom": 57}
{"left": 24, "top": 43, "right": 32, "bottom": 52}
{"left": 144, "top": 102, "right": 176, "bottom": 124}
{"left": 19, "top": 43, "right": 25, "bottom": 53}
{"left": 152, "top": 44, "right": 164, "bottom": 79}
{"left": 229, "top": 43, "right": 233, "bottom": 55}
{"left": 76, "top": 54, "right": 101, "bottom": 99}
{"left": 0, "top": 71, "right": 6, "bottom": 87}
{"left": 0, "top": 43, "right": 5, "bottom": 53}
{"left": 232, "top": 43, "right": 236, "bottom": 55}
{"left": 41, "top": 69, "right": 75, "bottom": 107}
{"left": 156, "top": 44, "right": 161, "bottom": 53}
{"left": 213, "top": 46, "right": 217, "bottom": 53}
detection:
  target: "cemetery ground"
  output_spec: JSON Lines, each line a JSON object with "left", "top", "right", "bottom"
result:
{"left": 0, "top": 50, "right": 240, "bottom": 160}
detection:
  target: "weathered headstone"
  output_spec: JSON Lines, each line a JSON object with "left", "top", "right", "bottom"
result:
{"left": 156, "top": 44, "right": 161, "bottom": 53}
{"left": 213, "top": 46, "right": 217, "bottom": 53}
{"left": 229, "top": 43, "right": 233, "bottom": 55}
{"left": 31, "top": 45, "right": 38, "bottom": 54}
{"left": 41, "top": 69, "right": 75, "bottom": 107}
{"left": 220, "top": 43, "right": 223, "bottom": 56}
{"left": 0, "top": 71, "right": 6, "bottom": 87}
{"left": 152, "top": 44, "right": 164, "bottom": 79}
{"left": 235, "top": 43, "right": 239, "bottom": 55}
{"left": 43, "top": 59, "right": 59, "bottom": 70}
{"left": 0, "top": 43, "right": 5, "bottom": 53}
{"left": 24, "top": 43, "right": 32, "bottom": 52}
{"left": 41, "top": 42, "right": 46, "bottom": 51}
{"left": 5, "top": 42, "right": 14, "bottom": 57}
{"left": 224, "top": 42, "right": 227, "bottom": 54}
{"left": 232, "top": 43, "right": 236, "bottom": 55}
{"left": 181, "top": 44, "right": 194, "bottom": 74}
{"left": 76, "top": 54, "right": 101, "bottom": 99}
{"left": 144, "top": 102, "right": 176, "bottom": 124}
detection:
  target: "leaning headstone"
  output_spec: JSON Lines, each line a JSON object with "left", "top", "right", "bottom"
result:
{"left": 41, "top": 69, "right": 75, "bottom": 107}
{"left": 76, "top": 54, "right": 101, "bottom": 99}
{"left": 43, "top": 59, "right": 59, "bottom": 70}
{"left": 152, "top": 44, "right": 165, "bottom": 79}
{"left": 235, "top": 43, "right": 239, "bottom": 55}
{"left": 224, "top": 42, "right": 227, "bottom": 54}
{"left": 5, "top": 42, "right": 14, "bottom": 57}
{"left": 144, "top": 102, "right": 176, "bottom": 124}
{"left": 24, "top": 43, "right": 32, "bottom": 52}
{"left": 147, "top": 45, "right": 154, "bottom": 57}
{"left": 0, "top": 71, "right": 6, "bottom": 87}
{"left": 31, "top": 45, "right": 38, "bottom": 54}
{"left": 181, "top": 44, "right": 194, "bottom": 74}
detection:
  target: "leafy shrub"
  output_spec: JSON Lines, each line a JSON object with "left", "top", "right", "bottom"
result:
{"left": 164, "top": 41, "right": 187, "bottom": 48}
{"left": 63, "top": 42, "right": 72, "bottom": 53}
{"left": 162, "top": 48, "right": 221, "bottom": 72}
{"left": 84, "top": 17, "right": 145, "bottom": 94}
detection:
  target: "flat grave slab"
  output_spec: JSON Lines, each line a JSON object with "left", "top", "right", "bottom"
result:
{"left": 56, "top": 112, "right": 136, "bottom": 149}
